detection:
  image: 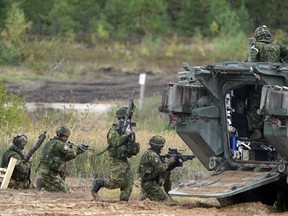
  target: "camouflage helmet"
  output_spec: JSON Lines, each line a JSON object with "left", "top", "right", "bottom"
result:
{"left": 116, "top": 107, "right": 127, "bottom": 118}
{"left": 13, "top": 134, "right": 27, "bottom": 149}
{"left": 254, "top": 25, "right": 271, "bottom": 40}
{"left": 56, "top": 125, "right": 71, "bottom": 137}
{"left": 149, "top": 135, "right": 165, "bottom": 148}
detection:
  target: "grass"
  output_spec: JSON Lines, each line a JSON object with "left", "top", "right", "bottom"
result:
{"left": 0, "top": 34, "right": 250, "bottom": 82}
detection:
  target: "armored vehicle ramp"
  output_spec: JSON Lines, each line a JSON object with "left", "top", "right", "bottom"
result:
{"left": 169, "top": 171, "right": 280, "bottom": 198}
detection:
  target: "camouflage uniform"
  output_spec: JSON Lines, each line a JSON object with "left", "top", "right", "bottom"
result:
{"left": 104, "top": 124, "right": 135, "bottom": 200}
{"left": 138, "top": 136, "right": 173, "bottom": 202}
{"left": 91, "top": 107, "right": 139, "bottom": 201}
{"left": 248, "top": 87, "right": 263, "bottom": 129}
{"left": 0, "top": 134, "right": 32, "bottom": 189}
{"left": 248, "top": 25, "right": 288, "bottom": 138}
{"left": 250, "top": 25, "right": 288, "bottom": 63}
{"left": 36, "top": 125, "right": 79, "bottom": 192}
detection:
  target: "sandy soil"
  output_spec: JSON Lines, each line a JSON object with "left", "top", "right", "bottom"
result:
{"left": 0, "top": 178, "right": 282, "bottom": 216}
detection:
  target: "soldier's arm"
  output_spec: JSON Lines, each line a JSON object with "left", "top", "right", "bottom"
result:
{"left": 11, "top": 153, "right": 31, "bottom": 174}
{"left": 55, "top": 141, "right": 78, "bottom": 161}
{"left": 147, "top": 151, "right": 169, "bottom": 173}
{"left": 250, "top": 44, "right": 259, "bottom": 62}
{"left": 107, "top": 127, "right": 130, "bottom": 148}
{"left": 279, "top": 42, "right": 288, "bottom": 63}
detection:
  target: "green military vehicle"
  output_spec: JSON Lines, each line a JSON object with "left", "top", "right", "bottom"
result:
{"left": 159, "top": 61, "right": 288, "bottom": 208}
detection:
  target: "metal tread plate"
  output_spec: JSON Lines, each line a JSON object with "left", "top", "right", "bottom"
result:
{"left": 169, "top": 170, "right": 280, "bottom": 198}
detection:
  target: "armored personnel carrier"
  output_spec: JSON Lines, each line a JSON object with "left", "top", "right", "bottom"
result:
{"left": 159, "top": 61, "right": 288, "bottom": 208}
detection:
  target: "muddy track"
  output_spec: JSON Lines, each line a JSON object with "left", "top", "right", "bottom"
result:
{"left": 6, "top": 70, "right": 176, "bottom": 103}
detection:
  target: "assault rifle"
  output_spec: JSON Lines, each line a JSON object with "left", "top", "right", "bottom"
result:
{"left": 161, "top": 148, "right": 196, "bottom": 171}
{"left": 23, "top": 125, "right": 52, "bottom": 163}
{"left": 119, "top": 88, "right": 137, "bottom": 134}
{"left": 67, "top": 141, "right": 95, "bottom": 152}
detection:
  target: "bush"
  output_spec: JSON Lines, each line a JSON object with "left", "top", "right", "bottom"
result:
{"left": 0, "top": 43, "right": 14, "bottom": 65}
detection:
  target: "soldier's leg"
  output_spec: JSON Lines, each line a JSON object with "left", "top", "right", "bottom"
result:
{"left": 119, "top": 163, "right": 133, "bottom": 201}
{"left": 163, "top": 171, "right": 172, "bottom": 194}
{"left": 142, "top": 180, "right": 170, "bottom": 202}
{"left": 104, "top": 159, "right": 127, "bottom": 190}
{"left": 42, "top": 172, "right": 68, "bottom": 192}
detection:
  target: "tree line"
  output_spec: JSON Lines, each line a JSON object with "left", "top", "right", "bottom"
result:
{"left": 0, "top": 0, "right": 288, "bottom": 41}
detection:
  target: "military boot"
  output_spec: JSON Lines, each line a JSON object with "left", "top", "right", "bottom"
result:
{"left": 36, "top": 178, "right": 45, "bottom": 191}
{"left": 91, "top": 178, "right": 104, "bottom": 198}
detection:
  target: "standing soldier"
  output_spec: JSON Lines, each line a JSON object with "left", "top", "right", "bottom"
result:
{"left": 1, "top": 134, "right": 33, "bottom": 189}
{"left": 247, "top": 25, "right": 288, "bottom": 139}
{"left": 138, "top": 135, "right": 175, "bottom": 202}
{"left": 249, "top": 25, "right": 288, "bottom": 63}
{"left": 36, "top": 125, "right": 85, "bottom": 192}
{"left": 91, "top": 107, "right": 140, "bottom": 201}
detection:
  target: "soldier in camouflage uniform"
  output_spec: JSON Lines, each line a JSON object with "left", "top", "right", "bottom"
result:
{"left": 250, "top": 25, "right": 288, "bottom": 62}
{"left": 91, "top": 107, "right": 140, "bottom": 201}
{"left": 1, "top": 134, "right": 33, "bottom": 189}
{"left": 36, "top": 125, "right": 85, "bottom": 192}
{"left": 138, "top": 135, "right": 175, "bottom": 202}
{"left": 248, "top": 25, "right": 288, "bottom": 139}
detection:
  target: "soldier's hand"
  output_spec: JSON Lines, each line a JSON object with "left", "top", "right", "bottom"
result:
{"left": 125, "top": 127, "right": 132, "bottom": 136}
{"left": 168, "top": 156, "right": 176, "bottom": 164}
{"left": 28, "top": 156, "right": 33, "bottom": 163}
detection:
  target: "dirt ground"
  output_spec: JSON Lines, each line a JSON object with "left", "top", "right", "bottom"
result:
{"left": 6, "top": 68, "right": 177, "bottom": 103}
{"left": 0, "top": 178, "right": 282, "bottom": 216}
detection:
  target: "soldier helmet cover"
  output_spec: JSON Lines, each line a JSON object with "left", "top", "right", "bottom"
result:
{"left": 56, "top": 125, "right": 71, "bottom": 137}
{"left": 116, "top": 107, "right": 127, "bottom": 118}
{"left": 13, "top": 134, "right": 27, "bottom": 149}
{"left": 254, "top": 25, "right": 271, "bottom": 40}
{"left": 149, "top": 135, "right": 165, "bottom": 148}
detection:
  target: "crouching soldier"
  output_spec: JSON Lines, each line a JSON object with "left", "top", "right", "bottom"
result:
{"left": 1, "top": 134, "right": 33, "bottom": 189}
{"left": 36, "top": 125, "right": 85, "bottom": 192}
{"left": 91, "top": 107, "right": 140, "bottom": 201}
{"left": 138, "top": 135, "right": 176, "bottom": 202}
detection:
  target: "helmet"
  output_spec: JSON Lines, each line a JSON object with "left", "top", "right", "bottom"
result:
{"left": 149, "top": 135, "right": 165, "bottom": 148}
{"left": 13, "top": 134, "right": 27, "bottom": 149}
{"left": 116, "top": 107, "right": 127, "bottom": 118}
{"left": 254, "top": 25, "right": 271, "bottom": 40}
{"left": 56, "top": 125, "right": 71, "bottom": 137}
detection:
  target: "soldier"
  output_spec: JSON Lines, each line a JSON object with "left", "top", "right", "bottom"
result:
{"left": 1, "top": 134, "right": 33, "bottom": 189}
{"left": 248, "top": 25, "right": 288, "bottom": 139}
{"left": 249, "top": 25, "right": 288, "bottom": 62}
{"left": 36, "top": 125, "right": 85, "bottom": 192}
{"left": 138, "top": 135, "right": 175, "bottom": 202}
{"left": 91, "top": 106, "right": 139, "bottom": 201}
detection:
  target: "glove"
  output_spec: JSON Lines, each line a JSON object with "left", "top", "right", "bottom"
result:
{"left": 67, "top": 141, "right": 75, "bottom": 148}
{"left": 125, "top": 127, "right": 133, "bottom": 136}
{"left": 168, "top": 156, "right": 176, "bottom": 165}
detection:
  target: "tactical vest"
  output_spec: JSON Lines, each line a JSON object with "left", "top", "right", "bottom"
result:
{"left": 107, "top": 124, "right": 140, "bottom": 158}
{"left": 40, "top": 138, "right": 66, "bottom": 173}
